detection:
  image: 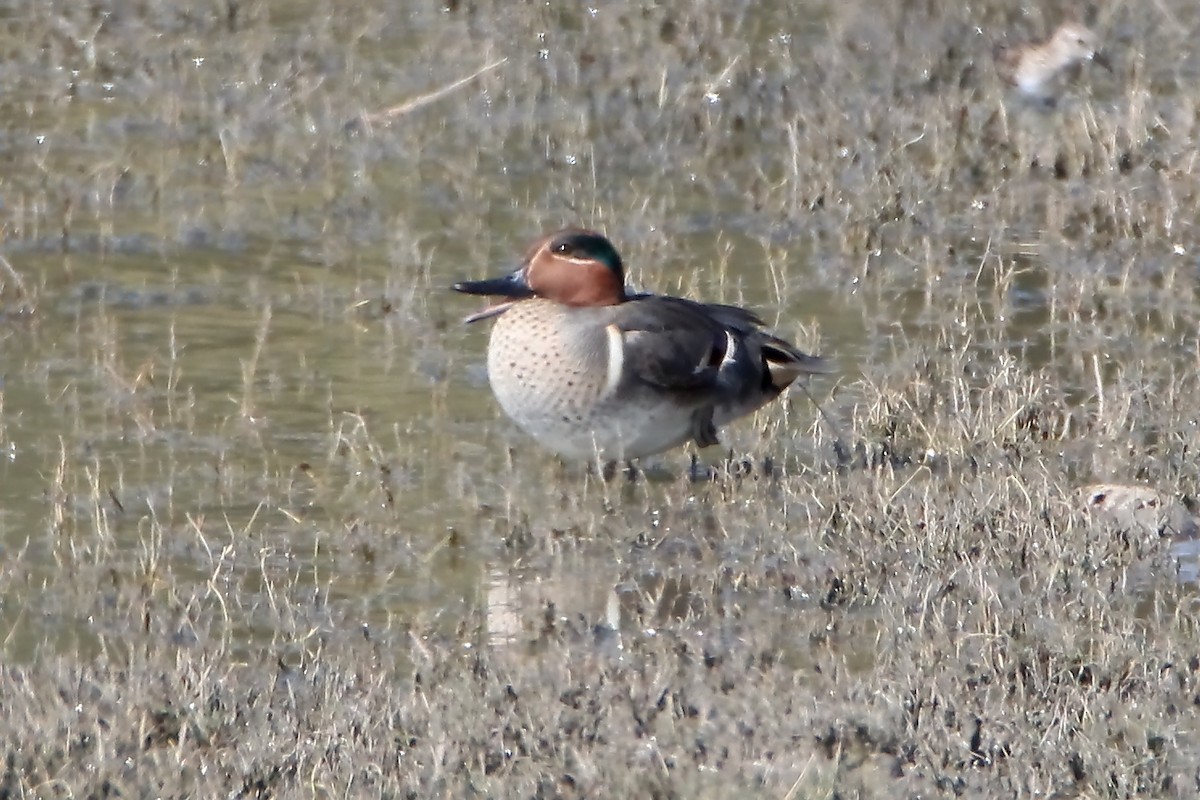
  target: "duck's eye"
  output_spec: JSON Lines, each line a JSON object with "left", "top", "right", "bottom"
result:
{"left": 554, "top": 242, "right": 573, "bottom": 255}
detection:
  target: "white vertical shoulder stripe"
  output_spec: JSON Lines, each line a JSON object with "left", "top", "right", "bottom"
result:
{"left": 604, "top": 324, "right": 625, "bottom": 396}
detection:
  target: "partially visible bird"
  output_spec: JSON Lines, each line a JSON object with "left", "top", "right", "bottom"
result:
{"left": 994, "top": 22, "right": 1111, "bottom": 105}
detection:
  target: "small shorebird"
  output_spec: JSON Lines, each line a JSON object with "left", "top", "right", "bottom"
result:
{"left": 453, "top": 228, "right": 832, "bottom": 461}
{"left": 994, "top": 22, "right": 1111, "bottom": 104}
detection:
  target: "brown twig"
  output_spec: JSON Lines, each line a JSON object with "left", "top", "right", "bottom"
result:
{"left": 358, "top": 56, "right": 508, "bottom": 128}
{"left": 0, "top": 253, "right": 34, "bottom": 315}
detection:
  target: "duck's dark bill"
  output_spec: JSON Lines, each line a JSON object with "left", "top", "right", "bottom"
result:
{"left": 455, "top": 269, "right": 533, "bottom": 324}
{"left": 1092, "top": 51, "right": 1112, "bottom": 71}
{"left": 453, "top": 269, "right": 533, "bottom": 298}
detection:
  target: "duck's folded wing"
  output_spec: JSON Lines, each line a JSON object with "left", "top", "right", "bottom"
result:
{"left": 615, "top": 296, "right": 833, "bottom": 395}
{"left": 610, "top": 298, "right": 731, "bottom": 393}
{"left": 701, "top": 300, "right": 833, "bottom": 377}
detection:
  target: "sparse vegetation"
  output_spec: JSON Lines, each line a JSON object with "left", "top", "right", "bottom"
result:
{"left": 2, "top": 0, "right": 1199, "bottom": 797}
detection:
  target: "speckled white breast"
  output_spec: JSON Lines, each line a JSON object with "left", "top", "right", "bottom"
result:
{"left": 484, "top": 300, "right": 697, "bottom": 460}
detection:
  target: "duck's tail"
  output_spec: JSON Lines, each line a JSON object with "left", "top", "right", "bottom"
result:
{"left": 760, "top": 337, "right": 835, "bottom": 392}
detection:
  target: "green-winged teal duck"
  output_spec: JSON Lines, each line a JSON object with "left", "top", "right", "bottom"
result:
{"left": 454, "top": 228, "right": 832, "bottom": 461}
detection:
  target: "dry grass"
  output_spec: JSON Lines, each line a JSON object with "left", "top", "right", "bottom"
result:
{"left": 2, "top": 0, "right": 1200, "bottom": 797}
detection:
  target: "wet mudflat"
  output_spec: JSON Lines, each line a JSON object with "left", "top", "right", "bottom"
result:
{"left": 2, "top": 0, "right": 1200, "bottom": 796}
